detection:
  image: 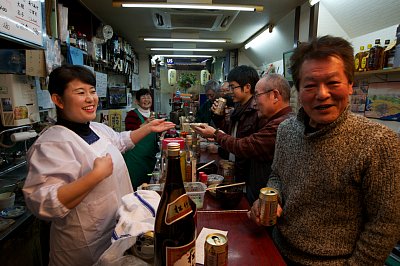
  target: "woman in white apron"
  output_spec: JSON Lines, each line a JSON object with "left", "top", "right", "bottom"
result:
{"left": 23, "top": 65, "right": 174, "bottom": 266}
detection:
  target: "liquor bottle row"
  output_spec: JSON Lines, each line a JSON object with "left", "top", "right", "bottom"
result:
{"left": 354, "top": 24, "right": 400, "bottom": 72}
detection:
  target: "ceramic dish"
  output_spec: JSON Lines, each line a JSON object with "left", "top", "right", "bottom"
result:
{"left": 0, "top": 206, "right": 26, "bottom": 219}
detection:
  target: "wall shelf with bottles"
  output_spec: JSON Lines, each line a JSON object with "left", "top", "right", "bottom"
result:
{"left": 354, "top": 68, "right": 400, "bottom": 83}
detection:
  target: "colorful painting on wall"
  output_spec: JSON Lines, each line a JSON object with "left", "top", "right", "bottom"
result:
{"left": 365, "top": 82, "right": 400, "bottom": 121}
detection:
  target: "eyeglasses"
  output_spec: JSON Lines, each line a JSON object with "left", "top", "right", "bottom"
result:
{"left": 254, "top": 89, "right": 274, "bottom": 100}
{"left": 228, "top": 85, "right": 242, "bottom": 91}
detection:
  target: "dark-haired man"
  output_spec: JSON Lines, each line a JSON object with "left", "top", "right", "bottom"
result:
{"left": 249, "top": 35, "right": 400, "bottom": 265}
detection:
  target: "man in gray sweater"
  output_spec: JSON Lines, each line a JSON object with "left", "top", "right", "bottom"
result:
{"left": 249, "top": 35, "right": 400, "bottom": 265}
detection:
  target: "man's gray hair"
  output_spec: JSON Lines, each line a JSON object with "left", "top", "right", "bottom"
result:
{"left": 205, "top": 80, "right": 221, "bottom": 93}
{"left": 262, "top": 74, "right": 291, "bottom": 102}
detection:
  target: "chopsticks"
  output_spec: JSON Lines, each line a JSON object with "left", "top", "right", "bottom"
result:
{"left": 206, "top": 182, "right": 246, "bottom": 191}
{"left": 197, "top": 160, "right": 215, "bottom": 171}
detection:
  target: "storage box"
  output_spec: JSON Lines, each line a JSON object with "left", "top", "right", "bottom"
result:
{"left": 184, "top": 182, "right": 206, "bottom": 209}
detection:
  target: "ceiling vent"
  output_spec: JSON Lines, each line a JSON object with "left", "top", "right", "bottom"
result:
{"left": 151, "top": 9, "right": 239, "bottom": 31}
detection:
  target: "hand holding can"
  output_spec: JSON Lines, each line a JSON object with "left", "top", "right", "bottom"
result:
{"left": 212, "top": 98, "right": 227, "bottom": 116}
{"left": 259, "top": 187, "right": 278, "bottom": 226}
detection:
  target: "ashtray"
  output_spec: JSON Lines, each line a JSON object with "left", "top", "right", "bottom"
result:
{"left": 0, "top": 206, "right": 26, "bottom": 219}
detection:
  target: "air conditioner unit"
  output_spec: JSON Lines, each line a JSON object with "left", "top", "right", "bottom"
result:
{"left": 152, "top": 9, "right": 239, "bottom": 31}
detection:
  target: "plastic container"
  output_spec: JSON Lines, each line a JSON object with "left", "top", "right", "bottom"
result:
{"left": 184, "top": 182, "right": 207, "bottom": 209}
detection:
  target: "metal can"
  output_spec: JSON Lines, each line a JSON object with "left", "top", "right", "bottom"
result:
{"left": 131, "top": 231, "right": 154, "bottom": 263}
{"left": 213, "top": 97, "right": 227, "bottom": 116}
{"left": 259, "top": 187, "right": 278, "bottom": 226}
{"left": 204, "top": 233, "right": 228, "bottom": 266}
{"left": 218, "top": 160, "right": 235, "bottom": 184}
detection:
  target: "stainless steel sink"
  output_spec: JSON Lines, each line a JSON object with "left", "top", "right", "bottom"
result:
{"left": 0, "top": 161, "right": 27, "bottom": 193}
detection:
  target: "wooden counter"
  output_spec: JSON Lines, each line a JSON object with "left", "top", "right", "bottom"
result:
{"left": 196, "top": 189, "right": 286, "bottom": 265}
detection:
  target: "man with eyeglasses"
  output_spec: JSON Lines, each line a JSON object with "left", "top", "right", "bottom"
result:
{"left": 248, "top": 36, "right": 400, "bottom": 265}
{"left": 192, "top": 66, "right": 292, "bottom": 204}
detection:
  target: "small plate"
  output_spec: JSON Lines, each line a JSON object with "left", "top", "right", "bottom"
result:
{"left": 0, "top": 206, "right": 26, "bottom": 219}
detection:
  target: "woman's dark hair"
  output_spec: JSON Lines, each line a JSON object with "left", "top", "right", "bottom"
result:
{"left": 48, "top": 64, "right": 96, "bottom": 96}
{"left": 290, "top": 35, "right": 355, "bottom": 91}
{"left": 227, "top": 65, "right": 259, "bottom": 94}
{"left": 135, "top": 88, "right": 152, "bottom": 101}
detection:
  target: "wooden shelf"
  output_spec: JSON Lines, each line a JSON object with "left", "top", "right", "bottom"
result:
{"left": 355, "top": 68, "right": 400, "bottom": 77}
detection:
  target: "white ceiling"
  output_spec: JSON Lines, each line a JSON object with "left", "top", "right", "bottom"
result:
{"left": 78, "top": 0, "right": 400, "bottom": 61}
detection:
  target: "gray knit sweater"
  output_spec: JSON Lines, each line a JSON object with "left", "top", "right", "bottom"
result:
{"left": 268, "top": 107, "right": 400, "bottom": 265}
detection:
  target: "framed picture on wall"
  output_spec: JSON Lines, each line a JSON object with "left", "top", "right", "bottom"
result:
{"left": 283, "top": 50, "right": 294, "bottom": 82}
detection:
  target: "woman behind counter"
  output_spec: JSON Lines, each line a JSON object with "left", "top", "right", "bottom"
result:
{"left": 123, "top": 88, "right": 158, "bottom": 189}
{"left": 22, "top": 65, "right": 174, "bottom": 266}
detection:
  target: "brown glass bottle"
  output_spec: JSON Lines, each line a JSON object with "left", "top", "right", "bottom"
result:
{"left": 354, "top": 46, "right": 364, "bottom": 72}
{"left": 367, "top": 39, "right": 384, "bottom": 70}
{"left": 154, "top": 142, "right": 196, "bottom": 266}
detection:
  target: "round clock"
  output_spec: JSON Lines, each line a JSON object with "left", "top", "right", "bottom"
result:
{"left": 101, "top": 25, "right": 113, "bottom": 41}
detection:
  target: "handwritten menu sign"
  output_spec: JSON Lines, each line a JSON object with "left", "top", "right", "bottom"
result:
{"left": 0, "top": 0, "right": 44, "bottom": 47}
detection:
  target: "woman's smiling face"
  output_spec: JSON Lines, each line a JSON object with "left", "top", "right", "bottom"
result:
{"left": 53, "top": 79, "right": 98, "bottom": 123}
{"left": 137, "top": 94, "right": 152, "bottom": 110}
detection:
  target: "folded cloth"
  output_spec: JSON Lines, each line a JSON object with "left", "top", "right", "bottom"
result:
{"left": 113, "top": 190, "right": 160, "bottom": 241}
{"left": 95, "top": 190, "right": 161, "bottom": 266}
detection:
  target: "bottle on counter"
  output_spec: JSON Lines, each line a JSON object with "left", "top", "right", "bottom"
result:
{"left": 383, "top": 39, "right": 397, "bottom": 69}
{"left": 393, "top": 24, "right": 400, "bottom": 68}
{"left": 68, "top": 26, "right": 77, "bottom": 47}
{"left": 154, "top": 142, "right": 196, "bottom": 266}
{"left": 185, "top": 135, "right": 197, "bottom": 182}
{"left": 367, "top": 39, "right": 384, "bottom": 70}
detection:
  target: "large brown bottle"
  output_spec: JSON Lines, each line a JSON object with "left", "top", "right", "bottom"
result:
{"left": 154, "top": 142, "right": 196, "bottom": 266}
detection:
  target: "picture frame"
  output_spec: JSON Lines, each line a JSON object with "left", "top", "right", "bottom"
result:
{"left": 283, "top": 50, "right": 294, "bottom": 82}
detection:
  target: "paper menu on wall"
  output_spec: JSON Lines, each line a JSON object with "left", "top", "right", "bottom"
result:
{"left": 95, "top": 72, "right": 107, "bottom": 97}
{"left": 26, "top": 50, "right": 46, "bottom": 77}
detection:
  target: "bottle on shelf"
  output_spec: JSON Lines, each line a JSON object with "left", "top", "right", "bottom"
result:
{"left": 154, "top": 142, "right": 196, "bottom": 266}
{"left": 354, "top": 46, "right": 365, "bottom": 72}
{"left": 383, "top": 39, "right": 397, "bottom": 69}
{"left": 68, "top": 26, "right": 77, "bottom": 47}
{"left": 367, "top": 39, "right": 384, "bottom": 70}
{"left": 393, "top": 24, "right": 400, "bottom": 68}
{"left": 361, "top": 43, "right": 372, "bottom": 71}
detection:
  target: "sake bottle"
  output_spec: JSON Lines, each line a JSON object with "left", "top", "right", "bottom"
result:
{"left": 154, "top": 142, "right": 196, "bottom": 266}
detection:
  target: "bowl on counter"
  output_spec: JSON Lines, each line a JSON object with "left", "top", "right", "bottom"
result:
{"left": 0, "top": 192, "right": 15, "bottom": 211}
{"left": 215, "top": 183, "right": 245, "bottom": 209}
{"left": 206, "top": 174, "right": 224, "bottom": 186}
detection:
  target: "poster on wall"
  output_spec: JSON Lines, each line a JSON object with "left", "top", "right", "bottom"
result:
{"left": 365, "top": 82, "right": 400, "bottom": 121}
{"left": 0, "top": 0, "right": 45, "bottom": 48}
{"left": 350, "top": 81, "right": 369, "bottom": 114}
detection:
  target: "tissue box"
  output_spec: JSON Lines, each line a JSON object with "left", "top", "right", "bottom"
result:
{"left": 184, "top": 182, "right": 207, "bottom": 209}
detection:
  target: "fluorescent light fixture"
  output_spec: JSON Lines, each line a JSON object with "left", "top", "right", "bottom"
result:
{"left": 156, "top": 55, "right": 212, "bottom": 58}
{"left": 150, "top": 48, "right": 222, "bottom": 52}
{"left": 112, "top": 2, "right": 263, "bottom": 12}
{"left": 143, "top": 37, "right": 230, "bottom": 43}
{"left": 309, "top": 0, "right": 321, "bottom": 6}
{"left": 244, "top": 24, "right": 274, "bottom": 50}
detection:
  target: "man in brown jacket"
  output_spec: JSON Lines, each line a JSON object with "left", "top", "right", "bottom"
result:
{"left": 193, "top": 70, "right": 292, "bottom": 204}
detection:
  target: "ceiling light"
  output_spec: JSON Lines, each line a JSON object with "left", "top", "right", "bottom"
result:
{"left": 142, "top": 37, "right": 230, "bottom": 43}
{"left": 309, "top": 0, "right": 321, "bottom": 6}
{"left": 156, "top": 55, "right": 212, "bottom": 58}
{"left": 112, "top": 1, "right": 263, "bottom": 12}
{"left": 150, "top": 48, "right": 222, "bottom": 52}
{"left": 244, "top": 24, "right": 274, "bottom": 50}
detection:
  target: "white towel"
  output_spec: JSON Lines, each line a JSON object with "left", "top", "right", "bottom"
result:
{"left": 95, "top": 190, "right": 160, "bottom": 266}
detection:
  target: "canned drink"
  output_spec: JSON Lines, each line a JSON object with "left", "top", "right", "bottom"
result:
{"left": 204, "top": 233, "right": 228, "bottom": 266}
{"left": 213, "top": 98, "right": 227, "bottom": 116}
{"left": 131, "top": 231, "right": 154, "bottom": 263}
{"left": 218, "top": 160, "right": 235, "bottom": 184}
{"left": 259, "top": 187, "right": 278, "bottom": 226}
{"left": 150, "top": 111, "right": 156, "bottom": 118}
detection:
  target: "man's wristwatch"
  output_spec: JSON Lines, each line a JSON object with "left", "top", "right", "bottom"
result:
{"left": 213, "top": 128, "right": 219, "bottom": 138}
